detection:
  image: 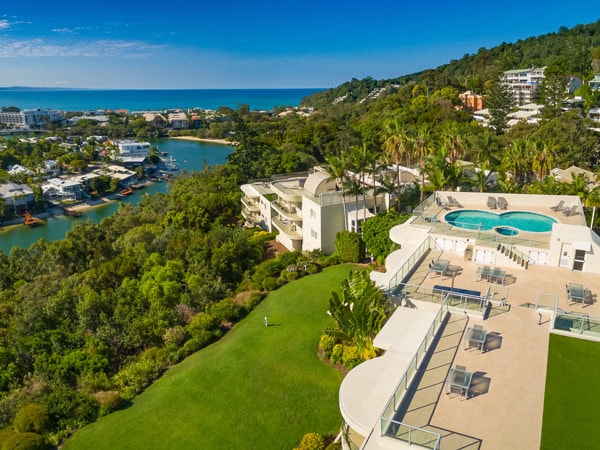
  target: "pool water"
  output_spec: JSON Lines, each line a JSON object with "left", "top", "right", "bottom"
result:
{"left": 444, "top": 210, "right": 556, "bottom": 232}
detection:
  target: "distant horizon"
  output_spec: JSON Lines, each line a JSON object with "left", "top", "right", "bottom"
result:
{"left": 0, "top": 86, "right": 328, "bottom": 91}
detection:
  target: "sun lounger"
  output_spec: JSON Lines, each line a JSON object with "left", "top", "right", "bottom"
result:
{"left": 487, "top": 196, "right": 497, "bottom": 209}
{"left": 448, "top": 196, "right": 463, "bottom": 208}
{"left": 550, "top": 200, "right": 564, "bottom": 212}
{"left": 497, "top": 197, "right": 508, "bottom": 210}
{"left": 563, "top": 205, "right": 578, "bottom": 217}
{"left": 436, "top": 196, "right": 450, "bottom": 210}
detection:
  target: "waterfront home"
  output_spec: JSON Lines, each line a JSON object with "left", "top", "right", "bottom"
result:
{"left": 341, "top": 191, "right": 600, "bottom": 450}
{"left": 8, "top": 164, "right": 35, "bottom": 177}
{"left": 0, "top": 183, "right": 35, "bottom": 214}
{"left": 38, "top": 160, "right": 61, "bottom": 179}
{"left": 42, "top": 178, "right": 84, "bottom": 201}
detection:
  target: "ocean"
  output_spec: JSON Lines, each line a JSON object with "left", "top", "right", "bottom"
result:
{"left": 0, "top": 88, "right": 325, "bottom": 112}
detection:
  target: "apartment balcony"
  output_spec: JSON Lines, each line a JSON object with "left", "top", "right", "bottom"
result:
{"left": 241, "top": 208, "right": 262, "bottom": 227}
{"left": 272, "top": 201, "right": 301, "bottom": 221}
{"left": 272, "top": 217, "right": 302, "bottom": 240}
{"left": 241, "top": 196, "right": 260, "bottom": 213}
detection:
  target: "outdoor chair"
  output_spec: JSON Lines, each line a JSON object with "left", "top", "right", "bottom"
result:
{"left": 498, "top": 197, "right": 508, "bottom": 210}
{"left": 487, "top": 196, "right": 497, "bottom": 209}
{"left": 563, "top": 205, "right": 578, "bottom": 217}
{"left": 550, "top": 200, "right": 565, "bottom": 212}
{"left": 448, "top": 196, "right": 463, "bottom": 208}
{"left": 436, "top": 196, "right": 450, "bottom": 210}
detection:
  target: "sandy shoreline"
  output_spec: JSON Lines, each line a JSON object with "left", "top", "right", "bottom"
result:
{"left": 0, "top": 191, "right": 138, "bottom": 231}
{"left": 169, "top": 136, "right": 236, "bottom": 146}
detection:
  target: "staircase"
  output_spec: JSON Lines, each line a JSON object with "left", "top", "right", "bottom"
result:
{"left": 495, "top": 243, "right": 531, "bottom": 269}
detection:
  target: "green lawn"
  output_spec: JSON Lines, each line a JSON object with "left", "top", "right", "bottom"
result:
{"left": 64, "top": 264, "right": 356, "bottom": 450}
{"left": 540, "top": 333, "right": 600, "bottom": 450}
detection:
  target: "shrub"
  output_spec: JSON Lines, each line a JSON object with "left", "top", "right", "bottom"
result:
{"left": 187, "top": 313, "right": 219, "bottom": 340}
{"left": 261, "top": 277, "right": 278, "bottom": 292}
{"left": 0, "top": 432, "right": 44, "bottom": 450}
{"left": 244, "top": 292, "right": 266, "bottom": 311}
{"left": 209, "top": 298, "right": 240, "bottom": 323}
{"left": 77, "top": 371, "right": 112, "bottom": 394}
{"left": 342, "top": 346, "right": 361, "bottom": 369}
{"left": 330, "top": 344, "right": 343, "bottom": 365}
{"left": 92, "top": 391, "right": 123, "bottom": 416}
{"left": 334, "top": 231, "right": 364, "bottom": 263}
{"left": 298, "top": 432, "right": 325, "bottom": 450}
{"left": 13, "top": 404, "right": 48, "bottom": 434}
{"left": 318, "top": 335, "right": 336, "bottom": 359}
{"left": 162, "top": 326, "right": 186, "bottom": 346}
{"left": 304, "top": 263, "right": 321, "bottom": 274}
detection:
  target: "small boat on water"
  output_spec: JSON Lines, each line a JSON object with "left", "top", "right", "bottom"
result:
{"left": 120, "top": 187, "right": 134, "bottom": 196}
{"left": 23, "top": 211, "right": 41, "bottom": 226}
{"left": 130, "top": 181, "right": 147, "bottom": 189}
{"left": 61, "top": 206, "right": 83, "bottom": 217}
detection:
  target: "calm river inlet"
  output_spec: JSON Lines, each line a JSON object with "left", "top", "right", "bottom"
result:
{"left": 0, "top": 138, "right": 234, "bottom": 254}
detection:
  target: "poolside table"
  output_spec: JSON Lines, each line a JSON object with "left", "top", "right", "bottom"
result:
{"left": 429, "top": 259, "right": 450, "bottom": 278}
{"left": 445, "top": 366, "right": 473, "bottom": 399}
{"left": 567, "top": 283, "right": 586, "bottom": 304}
{"left": 464, "top": 326, "right": 487, "bottom": 353}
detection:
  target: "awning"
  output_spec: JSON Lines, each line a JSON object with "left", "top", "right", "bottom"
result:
{"left": 573, "top": 241, "right": 591, "bottom": 252}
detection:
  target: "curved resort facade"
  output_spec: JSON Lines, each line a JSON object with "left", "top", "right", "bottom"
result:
{"left": 342, "top": 191, "right": 600, "bottom": 450}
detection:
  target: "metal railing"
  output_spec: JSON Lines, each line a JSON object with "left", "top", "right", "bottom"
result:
{"left": 394, "top": 283, "right": 488, "bottom": 314}
{"left": 387, "top": 237, "right": 432, "bottom": 293}
{"left": 380, "top": 418, "right": 441, "bottom": 449}
{"left": 376, "top": 303, "right": 446, "bottom": 449}
{"left": 553, "top": 310, "right": 600, "bottom": 337}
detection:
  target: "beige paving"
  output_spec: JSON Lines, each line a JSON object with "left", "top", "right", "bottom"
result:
{"left": 388, "top": 252, "right": 588, "bottom": 450}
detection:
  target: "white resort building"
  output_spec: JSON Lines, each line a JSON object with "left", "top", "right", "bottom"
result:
{"left": 240, "top": 167, "right": 409, "bottom": 253}
{"left": 502, "top": 67, "right": 546, "bottom": 106}
{"left": 340, "top": 191, "right": 600, "bottom": 450}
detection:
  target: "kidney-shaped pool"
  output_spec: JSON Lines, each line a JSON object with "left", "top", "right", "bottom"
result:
{"left": 444, "top": 210, "right": 556, "bottom": 233}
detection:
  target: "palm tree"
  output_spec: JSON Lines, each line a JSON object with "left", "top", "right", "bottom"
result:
{"left": 586, "top": 187, "right": 600, "bottom": 229}
{"left": 471, "top": 162, "right": 494, "bottom": 193}
{"left": 325, "top": 270, "right": 388, "bottom": 361}
{"left": 325, "top": 154, "right": 349, "bottom": 230}
{"left": 381, "top": 119, "right": 412, "bottom": 212}
{"left": 441, "top": 121, "right": 465, "bottom": 164}
{"left": 531, "top": 139, "right": 556, "bottom": 182}
{"left": 413, "top": 123, "right": 435, "bottom": 202}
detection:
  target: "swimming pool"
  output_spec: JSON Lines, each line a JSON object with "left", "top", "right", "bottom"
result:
{"left": 444, "top": 210, "right": 557, "bottom": 233}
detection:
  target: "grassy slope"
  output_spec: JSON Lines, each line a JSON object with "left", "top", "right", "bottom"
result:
{"left": 64, "top": 264, "right": 357, "bottom": 450}
{"left": 540, "top": 333, "right": 600, "bottom": 450}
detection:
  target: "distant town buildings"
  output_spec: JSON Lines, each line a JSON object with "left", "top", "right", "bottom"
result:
{"left": 0, "top": 108, "right": 64, "bottom": 128}
{"left": 502, "top": 67, "right": 546, "bottom": 106}
{"left": 458, "top": 90, "right": 484, "bottom": 112}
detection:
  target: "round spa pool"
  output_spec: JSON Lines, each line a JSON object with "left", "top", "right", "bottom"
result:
{"left": 444, "top": 210, "right": 556, "bottom": 233}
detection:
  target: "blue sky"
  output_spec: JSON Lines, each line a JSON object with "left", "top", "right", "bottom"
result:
{"left": 0, "top": 2, "right": 598, "bottom": 89}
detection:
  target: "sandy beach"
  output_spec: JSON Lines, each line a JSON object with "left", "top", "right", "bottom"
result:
{"left": 169, "top": 136, "right": 236, "bottom": 146}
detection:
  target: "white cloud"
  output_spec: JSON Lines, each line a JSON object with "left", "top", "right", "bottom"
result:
{"left": 52, "top": 28, "right": 74, "bottom": 33}
{"left": 0, "top": 38, "right": 165, "bottom": 58}
{"left": 0, "top": 19, "right": 10, "bottom": 29}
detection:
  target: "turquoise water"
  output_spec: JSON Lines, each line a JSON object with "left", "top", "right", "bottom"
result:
{"left": 0, "top": 139, "right": 233, "bottom": 254}
{"left": 0, "top": 88, "right": 324, "bottom": 112}
{"left": 444, "top": 210, "right": 556, "bottom": 232}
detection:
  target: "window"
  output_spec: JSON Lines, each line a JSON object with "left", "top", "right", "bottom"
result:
{"left": 310, "top": 209, "right": 317, "bottom": 219}
{"left": 311, "top": 229, "right": 318, "bottom": 239}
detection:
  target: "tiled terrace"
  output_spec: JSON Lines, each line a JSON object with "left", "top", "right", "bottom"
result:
{"left": 382, "top": 249, "right": 600, "bottom": 449}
